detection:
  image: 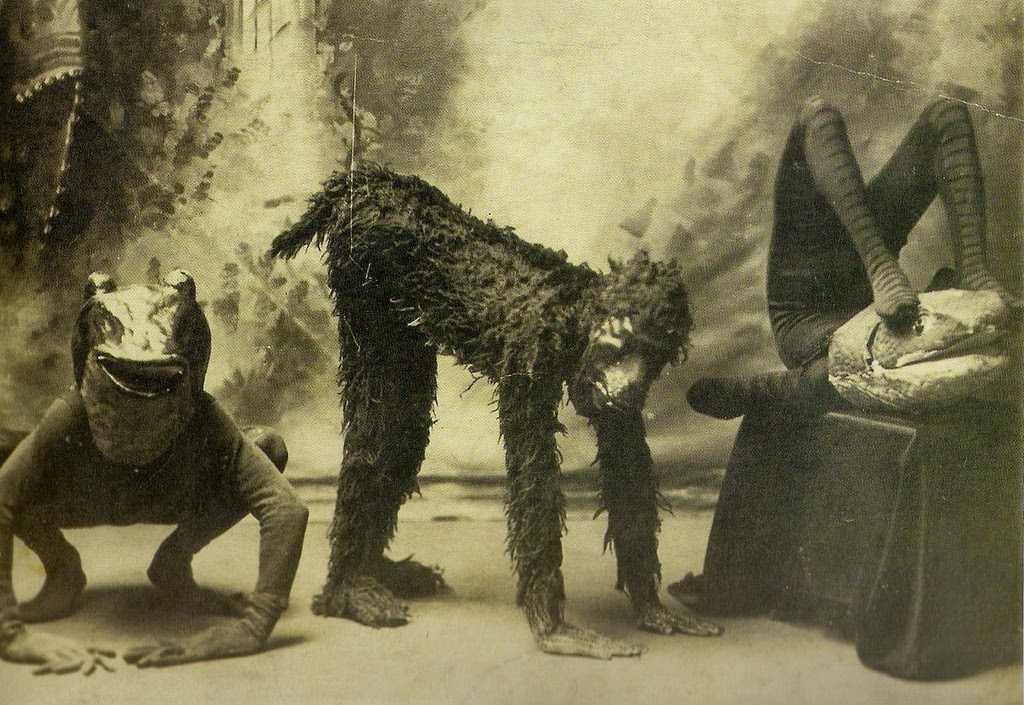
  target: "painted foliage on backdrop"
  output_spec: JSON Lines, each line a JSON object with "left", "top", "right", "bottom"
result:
{"left": 0, "top": 0, "right": 1019, "bottom": 475}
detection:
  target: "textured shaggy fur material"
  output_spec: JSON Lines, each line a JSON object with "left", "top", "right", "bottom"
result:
{"left": 271, "top": 166, "right": 717, "bottom": 655}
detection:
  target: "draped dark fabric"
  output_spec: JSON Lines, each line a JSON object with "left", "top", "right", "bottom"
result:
{"left": 0, "top": 0, "right": 85, "bottom": 249}
{"left": 5, "top": 0, "right": 84, "bottom": 101}
{"left": 697, "top": 402, "right": 1022, "bottom": 680}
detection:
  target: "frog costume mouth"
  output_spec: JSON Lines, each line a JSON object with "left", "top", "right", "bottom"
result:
{"left": 864, "top": 300, "right": 1011, "bottom": 371}
{"left": 73, "top": 270, "right": 210, "bottom": 466}
{"left": 93, "top": 352, "right": 188, "bottom": 399}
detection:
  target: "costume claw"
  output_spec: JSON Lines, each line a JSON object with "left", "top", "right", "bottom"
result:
{"left": 636, "top": 601, "right": 723, "bottom": 637}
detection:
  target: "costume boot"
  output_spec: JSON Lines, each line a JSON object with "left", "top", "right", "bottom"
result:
{"left": 687, "top": 358, "right": 838, "bottom": 420}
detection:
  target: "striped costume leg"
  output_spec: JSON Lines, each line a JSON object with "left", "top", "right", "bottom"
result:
{"left": 799, "top": 98, "right": 919, "bottom": 327}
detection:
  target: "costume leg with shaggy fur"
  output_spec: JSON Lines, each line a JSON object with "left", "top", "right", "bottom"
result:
{"left": 499, "top": 374, "right": 644, "bottom": 659}
{"left": 594, "top": 410, "right": 722, "bottom": 636}
{"left": 311, "top": 296, "right": 441, "bottom": 626}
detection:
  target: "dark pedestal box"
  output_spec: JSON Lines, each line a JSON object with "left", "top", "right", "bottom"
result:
{"left": 698, "top": 403, "right": 1022, "bottom": 680}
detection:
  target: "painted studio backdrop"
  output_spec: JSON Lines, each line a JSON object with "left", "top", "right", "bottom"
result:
{"left": 0, "top": 0, "right": 1020, "bottom": 514}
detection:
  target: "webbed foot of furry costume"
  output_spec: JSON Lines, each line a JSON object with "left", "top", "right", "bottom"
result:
{"left": 146, "top": 553, "right": 246, "bottom": 617}
{"left": 535, "top": 623, "right": 646, "bottom": 659}
{"left": 18, "top": 549, "right": 86, "bottom": 623}
{"left": 367, "top": 555, "right": 448, "bottom": 598}
{"left": 312, "top": 575, "right": 410, "bottom": 627}
{"left": 635, "top": 599, "right": 722, "bottom": 636}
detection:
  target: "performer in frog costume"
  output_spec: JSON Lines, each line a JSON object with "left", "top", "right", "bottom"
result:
{"left": 0, "top": 270, "right": 308, "bottom": 674}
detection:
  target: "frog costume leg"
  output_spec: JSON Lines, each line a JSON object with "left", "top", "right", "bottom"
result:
{"left": 798, "top": 98, "right": 920, "bottom": 327}
{"left": 11, "top": 520, "right": 85, "bottom": 622}
{"left": 925, "top": 101, "right": 1015, "bottom": 302}
{"left": 147, "top": 427, "right": 288, "bottom": 615}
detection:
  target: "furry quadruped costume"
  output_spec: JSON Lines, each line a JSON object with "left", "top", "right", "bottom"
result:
{"left": 272, "top": 166, "right": 722, "bottom": 658}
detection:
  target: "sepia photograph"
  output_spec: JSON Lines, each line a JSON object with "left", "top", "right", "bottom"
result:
{"left": 1, "top": 1, "right": 1021, "bottom": 703}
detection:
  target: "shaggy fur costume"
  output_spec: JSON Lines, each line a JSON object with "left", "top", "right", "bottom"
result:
{"left": 271, "top": 166, "right": 721, "bottom": 657}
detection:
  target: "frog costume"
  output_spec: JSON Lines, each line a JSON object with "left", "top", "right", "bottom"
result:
{"left": 0, "top": 271, "right": 308, "bottom": 673}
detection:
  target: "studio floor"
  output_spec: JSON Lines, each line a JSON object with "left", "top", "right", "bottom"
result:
{"left": 5, "top": 512, "right": 1020, "bottom": 705}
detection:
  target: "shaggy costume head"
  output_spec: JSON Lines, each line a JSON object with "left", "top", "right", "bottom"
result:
{"left": 572, "top": 252, "right": 691, "bottom": 417}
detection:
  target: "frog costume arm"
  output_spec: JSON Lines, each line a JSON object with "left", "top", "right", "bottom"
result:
{"left": 0, "top": 402, "right": 114, "bottom": 675}
{"left": 125, "top": 399, "right": 309, "bottom": 668}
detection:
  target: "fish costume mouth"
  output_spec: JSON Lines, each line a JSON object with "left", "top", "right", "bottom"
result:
{"left": 864, "top": 295, "right": 1011, "bottom": 370}
{"left": 829, "top": 289, "right": 1016, "bottom": 412}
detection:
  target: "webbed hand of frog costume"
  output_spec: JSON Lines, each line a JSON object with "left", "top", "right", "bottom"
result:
{"left": 123, "top": 593, "right": 285, "bottom": 668}
{"left": 2, "top": 619, "right": 115, "bottom": 675}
